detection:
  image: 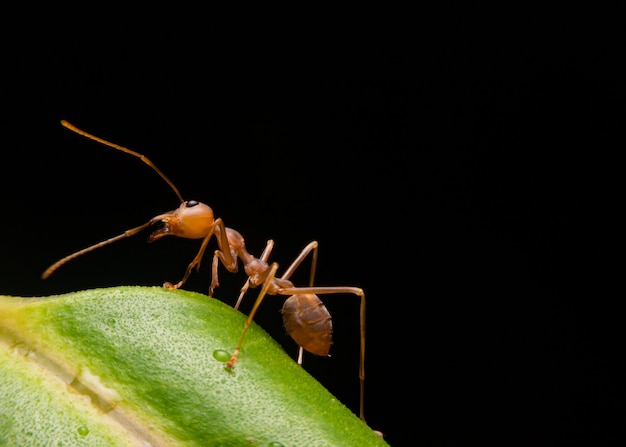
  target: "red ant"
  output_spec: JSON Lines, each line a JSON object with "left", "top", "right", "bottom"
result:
{"left": 42, "top": 120, "right": 368, "bottom": 423}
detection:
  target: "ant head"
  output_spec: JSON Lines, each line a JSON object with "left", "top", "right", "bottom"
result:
{"left": 148, "top": 200, "right": 215, "bottom": 241}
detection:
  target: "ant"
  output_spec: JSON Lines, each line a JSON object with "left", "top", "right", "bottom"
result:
{"left": 42, "top": 120, "right": 369, "bottom": 423}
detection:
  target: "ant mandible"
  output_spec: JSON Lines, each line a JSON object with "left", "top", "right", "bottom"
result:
{"left": 42, "top": 120, "right": 368, "bottom": 422}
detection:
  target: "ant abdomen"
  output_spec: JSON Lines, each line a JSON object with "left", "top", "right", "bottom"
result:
{"left": 282, "top": 294, "right": 333, "bottom": 357}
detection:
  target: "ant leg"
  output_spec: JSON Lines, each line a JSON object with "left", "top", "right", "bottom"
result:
{"left": 209, "top": 225, "right": 242, "bottom": 296}
{"left": 163, "top": 227, "right": 214, "bottom": 289}
{"left": 234, "top": 278, "right": 250, "bottom": 310}
{"left": 225, "top": 262, "right": 279, "bottom": 368}
{"left": 280, "top": 241, "right": 318, "bottom": 286}
{"left": 296, "top": 347, "right": 304, "bottom": 365}
{"left": 210, "top": 247, "right": 238, "bottom": 296}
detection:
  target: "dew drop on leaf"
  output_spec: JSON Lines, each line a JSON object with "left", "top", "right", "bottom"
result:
{"left": 212, "top": 349, "right": 231, "bottom": 362}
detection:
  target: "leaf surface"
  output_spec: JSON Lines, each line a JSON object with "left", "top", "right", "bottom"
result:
{"left": 0, "top": 286, "right": 387, "bottom": 446}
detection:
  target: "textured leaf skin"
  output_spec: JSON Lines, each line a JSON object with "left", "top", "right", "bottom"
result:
{"left": 0, "top": 286, "right": 387, "bottom": 446}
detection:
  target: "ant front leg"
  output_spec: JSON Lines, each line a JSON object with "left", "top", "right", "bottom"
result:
{"left": 162, "top": 228, "right": 215, "bottom": 290}
{"left": 159, "top": 218, "right": 235, "bottom": 291}
{"left": 209, "top": 226, "right": 245, "bottom": 297}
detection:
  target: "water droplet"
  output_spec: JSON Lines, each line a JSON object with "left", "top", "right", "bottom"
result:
{"left": 212, "top": 349, "right": 231, "bottom": 362}
{"left": 106, "top": 318, "right": 116, "bottom": 327}
{"left": 77, "top": 426, "right": 89, "bottom": 436}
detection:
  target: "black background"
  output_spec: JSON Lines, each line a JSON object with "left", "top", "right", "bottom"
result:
{"left": 2, "top": 9, "right": 623, "bottom": 446}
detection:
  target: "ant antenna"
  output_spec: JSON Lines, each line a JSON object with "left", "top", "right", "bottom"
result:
{"left": 60, "top": 120, "right": 185, "bottom": 203}
{"left": 41, "top": 222, "right": 151, "bottom": 279}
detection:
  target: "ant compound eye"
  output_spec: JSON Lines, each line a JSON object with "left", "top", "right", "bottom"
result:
{"left": 186, "top": 200, "right": 199, "bottom": 207}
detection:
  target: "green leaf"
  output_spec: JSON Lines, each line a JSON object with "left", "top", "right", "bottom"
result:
{"left": 0, "top": 286, "right": 387, "bottom": 446}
